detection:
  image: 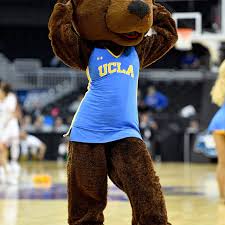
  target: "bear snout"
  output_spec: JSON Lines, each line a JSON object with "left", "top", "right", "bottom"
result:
{"left": 128, "top": 0, "right": 150, "bottom": 19}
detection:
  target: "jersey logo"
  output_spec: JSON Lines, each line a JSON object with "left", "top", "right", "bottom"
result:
{"left": 98, "top": 62, "right": 134, "bottom": 78}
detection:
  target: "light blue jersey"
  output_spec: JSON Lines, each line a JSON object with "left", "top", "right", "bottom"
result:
{"left": 69, "top": 47, "right": 142, "bottom": 143}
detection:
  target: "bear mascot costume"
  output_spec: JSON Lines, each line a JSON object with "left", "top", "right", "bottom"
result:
{"left": 48, "top": 0, "right": 178, "bottom": 224}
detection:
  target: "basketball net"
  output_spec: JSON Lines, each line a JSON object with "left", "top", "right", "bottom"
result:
{"left": 176, "top": 28, "right": 193, "bottom": 51}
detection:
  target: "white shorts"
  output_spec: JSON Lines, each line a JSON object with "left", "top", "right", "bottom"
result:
{"left": 0, "top": 119, "right": 20, "bottom": 146}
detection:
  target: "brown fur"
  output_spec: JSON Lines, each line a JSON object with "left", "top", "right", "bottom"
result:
{"left": 68, "top": 138, "right": 171, "bottom": 225}
{"left": 48, "top": 0, "right": 177, "bottom": 70}
{"left": 49, "top": 1, "right": 177, "bottom": 224}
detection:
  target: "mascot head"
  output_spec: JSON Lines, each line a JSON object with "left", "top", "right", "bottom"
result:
{"left": 69, "top": 0, "right": 154, "bottom": 46}
{"left": 49, "top": 0, "right": 177, "bottom": 70}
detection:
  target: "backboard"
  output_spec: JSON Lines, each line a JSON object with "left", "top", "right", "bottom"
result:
{"left": 171, "top": 0, "right": 225, "bottom": 43}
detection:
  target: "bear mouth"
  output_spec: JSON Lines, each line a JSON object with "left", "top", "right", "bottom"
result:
{"left": 119, "top": 32, "right": 142, "bottom": 40}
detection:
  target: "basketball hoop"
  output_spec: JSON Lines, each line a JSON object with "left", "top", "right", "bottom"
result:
{"left": 176, "top": 28, "right": 193, "bottom": 51}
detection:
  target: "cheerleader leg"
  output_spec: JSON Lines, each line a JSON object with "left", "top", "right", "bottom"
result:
{"left": 10, "top": 140, "right": 20, "bottom": 162}
{"left": 213, "top": 132, "right": 225, "bottom": 200}
{"left": 0, "top": 143, "right": 8, "bottom": 167}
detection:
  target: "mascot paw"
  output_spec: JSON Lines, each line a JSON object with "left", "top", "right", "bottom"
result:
{"left": 49, "top": 1, "right": 73, "bottom": 26}
{"left": 48, "top": 0, "right": 73, "bottom": 40}
{"left": 153, "top": 3, "right": 171, "bottom": 22}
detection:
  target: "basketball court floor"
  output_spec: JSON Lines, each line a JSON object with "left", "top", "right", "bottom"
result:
{"left": 0, "top": 162, "right": 225, "bottom": 225}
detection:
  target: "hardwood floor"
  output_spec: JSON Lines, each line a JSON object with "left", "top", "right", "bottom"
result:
{"left": 0, "top": 162, "right": 224, "bottom": 225}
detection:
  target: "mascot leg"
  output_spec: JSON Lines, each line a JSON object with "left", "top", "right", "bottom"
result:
{"left": 107, "top": 137, "right": 170, "bottom": 225}
{"left": 213, "top": 132, "right": 225, "bottom": 200}
{"left": 67, "top": 142, "right": 107, "bottom": 225}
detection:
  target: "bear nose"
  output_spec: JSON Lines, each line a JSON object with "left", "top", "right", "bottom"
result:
{"left": 128, "top": 0, "right": 150, "bottom": 19}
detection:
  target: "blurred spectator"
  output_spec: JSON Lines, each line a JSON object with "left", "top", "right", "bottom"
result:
{"left": 43, "top": 115, "right": 54, "bottom": 127}
{"left": 53, "top": 116, "right": 69, "bottom": 133}
{"left": 69, "top": 94, "right": 84, "bottom": 113}
{"left": 21, "top": 114, "right": 35, "bottom": 132}
{"left": 51, "top": 107, "right": 60, "bottom": 117}
{"left": 144, "top": 86, "right": 168, "bottom": 111}
{"left": 66, "top": 115, "right": 73, "bottom": 126}
{"left": 57, "top": 138, "right": 69, "bottom": 162}
{"left": 20, "top": 131, "right": 46, "bottom": 161}
{"left": 180, "top": 51, "right": 200, "bottom": 69}
{"left": 138, "top": 89, "right": 149, "bottom": 112}
{"left": 33, "top": 102, "right": 42, "bottom": 118}
{"left": 139, "top": 112, "right": 158, "bottom": 151}
{"left": 187, "top": 119, "right": 200, "bottom": 133}
{"left": 34, "top": 115, "right": 53, "bottom": 132}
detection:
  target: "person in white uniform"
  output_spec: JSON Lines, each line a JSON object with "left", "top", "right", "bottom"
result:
{"left": 20, "top": 131, "right": 46, "bottom": 160}
{"left": 0, "top": 83, "right": 20, "bottom": 184}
